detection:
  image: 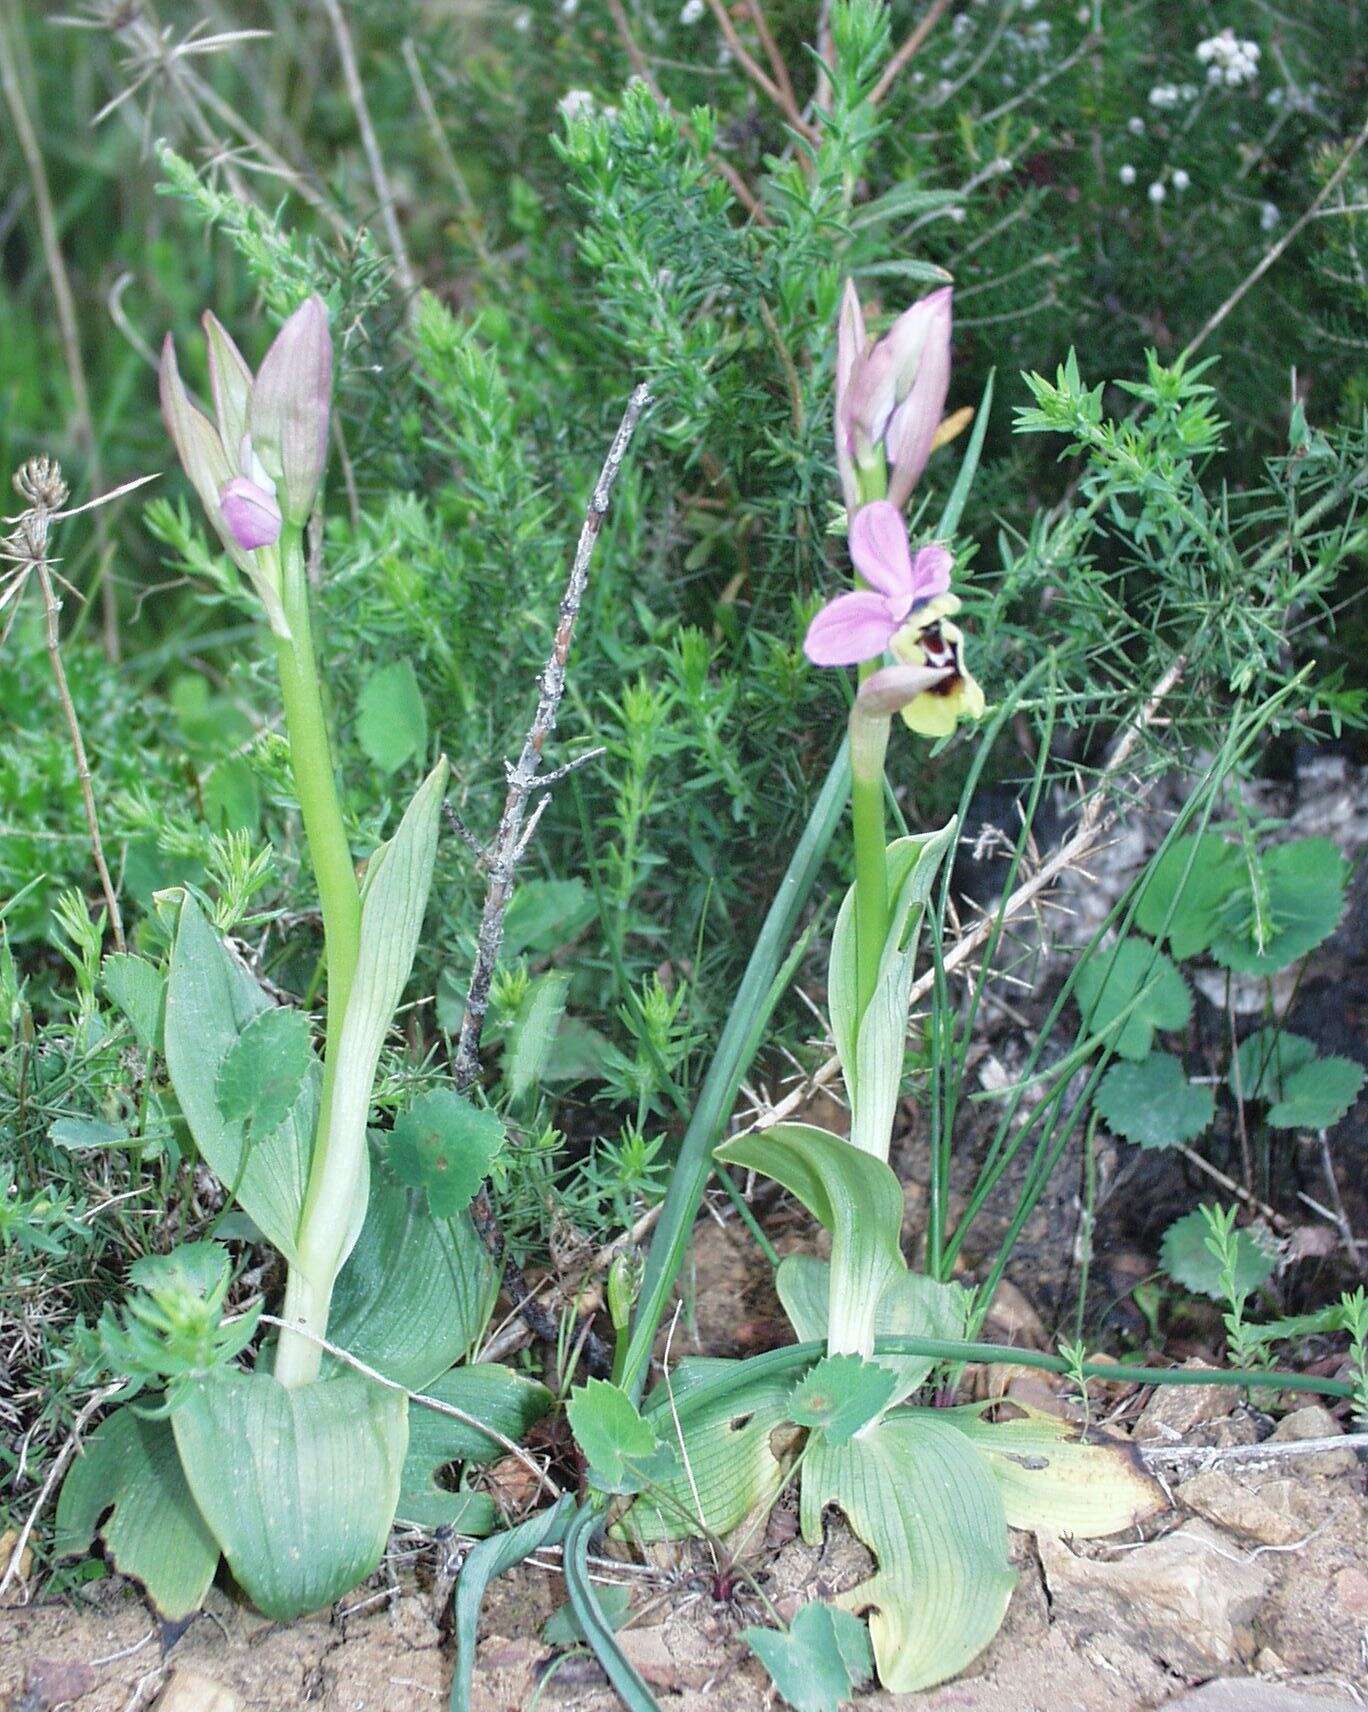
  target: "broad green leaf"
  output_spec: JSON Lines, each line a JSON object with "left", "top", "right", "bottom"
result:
{"left": 1134, "top": 834, "right": 1243, "bottom": 960}
{"left": 1210, "top": 838, "right": 1347, "bottom": 975}
{"left": 1231, "top": 1028, "right": 1364, "bottom": 1128}
{"left": 388, "top": 1088, "right": 505, "bottom": 1219}
{"left": 1074, "top": 935, "right": 1190, "bottom": 1062}
{"left": 717, "top": 1125, "right": 905, "bottom": 1357}
{"left": 567, "top": 1378, "right": 665, "bottom": 1494}
{"left": 1094, "top": 1052, "right": 1215, "bottom": 1148}
{"left": 451, "top": 1496, "right": 576, "bottom": 1712}
{"left": 632, "top": 1360, "right": 799, "bottom": 1542}
{"left": 128, "top": 1239, "right": 229, "bottom": 1297}
{"left": 1160, "top": 1208, "right": 1275, "bottom": 1300}
{"left": 743, "top": 1601, "right": 874, "bottom": 1712}
{"left": 214, "top": 1006, "right": 313, "bottom": 1136}
{"left": 203, "top": 756, "right": 261, "bottom": 834}
{"left": 1267, "top": 1056, "right": 1364, "bottom": 1130}
{"left": 171, "top": 1369, "right": 408, "bottom": 1620}
{"left": 789, "top": 1356, "right": 897, "bottom": 1445}
{"left": 328, "top": 1171, "right": 498, "bottom": 1390}
{"left": 398, "top": 1365, "right": 553, "bottom": 1529}
{"left": 49, "top": 1116, "right": 132, "bottom": 1151}
{"left": 356, "top": 659, "right": 428, "bottom": 774}
{"left": 503, "top": 972, "right": 570, "bottom": 1103}
{"left": 776, "top": 1254, "right": 968, "bottom": 1405}
{"left": 308, "top": 758, "right": 448, "bottom": 1292}
{"left": 165, "top": 897, "right": 319, "bottom": 1262}
{"left": 1229, "top": 1028, "right": 1318, "bottom": 1102}
{"left": 101, "top": 952, "right": 166, "bottom": 1054}
{"left": 54, "top": 1404, "right": 219, "bottom": 1620}
{"left": 828, "top": 826, "right": 957, "bottom": 1157}
{"left": 799, "top": 1413, "right": 1014, "bottom": 1693}
{"left": 943, "top": 1404, "right": 1164, "bottom": 1537}
{"left": 503, "top": 878, "right": 596, "bottom": 957}
{"left": 544, "top": 1581, "right": 632, "bottom": 1646}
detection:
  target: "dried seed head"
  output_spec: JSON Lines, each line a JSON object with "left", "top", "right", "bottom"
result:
{"left": 13, "top": 456, "right": 68, "bottom": 513}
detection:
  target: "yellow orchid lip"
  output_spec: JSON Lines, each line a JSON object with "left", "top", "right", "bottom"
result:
{"left": 890, "top": 601, "right": 986, "bottom": 737}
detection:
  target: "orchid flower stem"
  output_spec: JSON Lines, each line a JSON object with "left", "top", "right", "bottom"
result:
{"left": 271, "top": 534, "right": 361, "bottom": 1387}
{"left": 849, "top": 739, "right": 889, "bottom": 1022}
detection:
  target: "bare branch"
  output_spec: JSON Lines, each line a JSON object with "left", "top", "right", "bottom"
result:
{"left": 451, "top": 384, "right": 652, "bottom": 1092}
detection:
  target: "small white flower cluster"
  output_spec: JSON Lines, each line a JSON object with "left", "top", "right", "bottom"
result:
{"left": 1197, "top": 28, "right": 1260, "bottom": 88}
{"left": 679, "top": 0, "right": 705, "bottom": 23}
{"left": 1148, "top": 82, "right": 1197, "bottom": 110}
{"left": 1260, "top": 201, "right": 1280, "bottom": 231}
{"left": 557, "top": 88, "right": 595, "bottom": 121}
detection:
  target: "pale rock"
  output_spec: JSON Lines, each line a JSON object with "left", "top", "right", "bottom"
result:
{"left": 1176, "top": 1467, "right": 1304, "bottom": 1546}
{"left": 1164, "top": 1682, "right": 1362, "bottom": 1711}
{"left": 1038, "top": 1520, "right": 1270, "bottom": 1674}
{"left": 1133, "top": 1363, "right": 1234, "bottom": 1443}
{"left": 617, "top": 1622, "right": 717, "bottom": 1691}
{"left": 1268, "top": 1405, "right": 1359, "bottom": 1475}
{"left": 1334, "top": 1564, "right": 1368, "bottom": 1617}
{"left": 155, "top": 1670, "right": 242, "bottom": 1712}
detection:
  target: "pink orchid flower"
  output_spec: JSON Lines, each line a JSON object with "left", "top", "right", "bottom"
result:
{"left": 803, "top": 501, "right": 952, "bottom": 667}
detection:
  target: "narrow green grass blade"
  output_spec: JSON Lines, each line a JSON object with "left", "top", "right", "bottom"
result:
{"left": 622, "top": 738, "right": 852, "bottom": 1399}
{"left": 450, "top": 1494, "right": 575, "bottom": 1712}
{"left": 564, "top": 1504, "right": 661, "bottom": 1712}
{"left": 935, "top": 370, "right": 995, "bottom": 540}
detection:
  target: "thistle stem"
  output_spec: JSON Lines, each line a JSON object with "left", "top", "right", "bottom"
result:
{"left": 270, "top": 538, "right": 361, "bottom": 1387}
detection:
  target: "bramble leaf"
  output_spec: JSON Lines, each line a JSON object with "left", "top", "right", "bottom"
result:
{"left": 1094, "top": 1052, "right": 1214, "bottom": 1148}
{"left": 1160, "top": 1208, "right": 1275, "bottom": 1300}
{"left": 1133, "top": 833, "right": 1243, "bottom": 960}
{"left": 1074, "top": 936, "right": 1190, "bottom": 1062}
{"left": 214, "top": 1005, "right": 313, "bottom": 1136}
{"left": 789, "top": 1355, "right": 897, "bottom": 1444}
{"left": 388, "top": 1087, "right": 505, "bottom": 1219}
{"left": 1210, "top": 838, "right": 1347, "bottom": 975}
{"left": 567, "top": 1378, "right": 666, "bottom": 1494}
{"left": 743, "top": 1601, "right": 874, "bottom": 1712}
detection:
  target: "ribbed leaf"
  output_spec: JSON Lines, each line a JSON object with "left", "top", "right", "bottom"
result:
{"left": 800, "top": 1413, "right": 1014, "bottom": 1693}
{"left": 54, "top": 1404, "right": 219, "bottom": 1620}
{"left": 943, "top": 1404, "right": 1164, "bottom": 1537}
{"left": 828, "top": 826, "right": 957, "bottom": 1157}
{"left": 304, "top": 758, "right": 448, "bottom": 1289}
{"left": 777, "top": 1254, "right": 968, "bottom": 1404}
{"left": 171, "top": 1370, "right": 408, "bottom": 1619}
{"left": 328, "top": 1172, "right": 497, "bottom": 1390}
{"left": 398, "top": 1365, "right": 552, "bottom": 1529}
{"left": 165, "top": 897, "right": 320, "bottom": 1262}
{"left": 717, "top": 1125, "right": 905, "bottom": 1357}
{"left": 631, "top": 1359, "right": 799, "bottom": 1543}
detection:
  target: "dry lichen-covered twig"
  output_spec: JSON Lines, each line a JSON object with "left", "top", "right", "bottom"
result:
{"left": 451, "top": 383, "right": 653, "bottom": 1092}
{"left": 1, "top": 457, "right": 148, "bottom": 954}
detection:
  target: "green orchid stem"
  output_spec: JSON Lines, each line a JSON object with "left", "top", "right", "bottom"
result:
{"left": 270, "top": 535, "right": 362, "bottom": 1388}
{"left": 848, "top": 702, "right": 890, "bottom": 1024}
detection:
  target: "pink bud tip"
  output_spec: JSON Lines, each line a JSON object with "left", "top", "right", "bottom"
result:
{"left": 220, "top": 477, "right": 282, "bottom": 551}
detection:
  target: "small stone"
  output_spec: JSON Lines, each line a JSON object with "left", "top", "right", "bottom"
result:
{"left": 1177, "top": 1468, "right": 1304, "bottom": 1546}
{"left": 0, "top": 1528, "right": 33, "bottom": 1585}
{"left": 1251, "top": 1646, "right": 1286, "bottom": 1673}
{"left": 1039, "top": 1519, "right": 1270, "bottom": 1674}
{"left": 1165, "top": 1683, "right": 1362, "bottom": 1711}
{"left": 19, "top": 1658, "right": 97, "bottom": 1711}
{"left": 155, "top": 1670, "right": 242, "bottom": 1712}
{"left": 1334, "top": 1565, "right": 1368, "bottom": 1617}
{"left": 1268, "top": 1404, "right": 1359, "bottom": 1475}
{"left": 616, "top": 1624, "right": 715, "bottom": 1691}
{"left": 1134, "top": 1363, "right": 1234, "bottom": 1443}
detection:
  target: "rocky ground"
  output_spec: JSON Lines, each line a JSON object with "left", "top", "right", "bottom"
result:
{"left": 3, "top": 1389, "right": 1365, "bottom": 1712}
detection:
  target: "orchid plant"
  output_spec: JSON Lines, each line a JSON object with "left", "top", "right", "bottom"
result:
{"left": 574, "top": 283, "right": 1163, "bottom": 1696}
{"left": 55, "top": 300, "right": 550, "bottom": 1623}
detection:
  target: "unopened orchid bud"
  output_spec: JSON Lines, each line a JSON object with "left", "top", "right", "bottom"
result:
{"left": 202, "top": 312, "right": 253, "bottom": 462}
{"left": 247, "top": 296, "right": 333, "bottom": 527}
{"left": 220, "top": 476, "right": 283, "bottom": 551}
{"left": 833, "top": 281, "right": 953, "bottom": 513}
{"left": 160, "top": 335, "right": 236, "bottom": 551}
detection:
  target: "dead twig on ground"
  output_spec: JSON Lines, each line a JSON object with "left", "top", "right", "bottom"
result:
{"left": 1143, "top": 1432, "right": 1368, "bottom": 1468}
